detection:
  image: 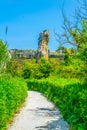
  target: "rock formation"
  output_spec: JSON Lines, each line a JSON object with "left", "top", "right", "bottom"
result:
{"left": 37, "top": 30, "right": 50, "bottom": 60}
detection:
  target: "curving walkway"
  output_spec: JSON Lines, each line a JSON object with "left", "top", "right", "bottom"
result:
{"left": 8, "top": 91, "right": 69, "bottom": 130}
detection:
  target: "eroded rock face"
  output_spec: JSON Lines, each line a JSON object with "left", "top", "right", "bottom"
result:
{"left": 37, "top": 30, "right": 50, "bottom": 60}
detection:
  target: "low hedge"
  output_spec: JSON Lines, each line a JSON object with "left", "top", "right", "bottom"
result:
{"left": 27, "top": 78, "right": 87, "bottom": 130}
{"left": 0, "top": 77, "right": 27, "bottom": 130}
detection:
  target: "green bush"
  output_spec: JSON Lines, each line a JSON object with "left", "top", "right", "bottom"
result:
{"left": 0, "top": 77, "right": 27, "bottom": 130}
{"left": 61, "top": 83, "right": 87, "bottom": 130}
{"left": 27, "top": 78, "right": 87, "bottom": 130}
{"left": 23, "top": 68, "right": 31, "bottom": 79}
{"left": 6, "top": 59, "right": 24, "bottom": 77}
{"left": 39, "top": 58, "right": 52, "bottom": 78}
{"left": 22, "top": 58, "right": 52, "bottom": 79}
{"left": 57, "top": 56, "right": 86, "bottom": 79}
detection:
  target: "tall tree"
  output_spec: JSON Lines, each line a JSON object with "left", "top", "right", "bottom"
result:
{"left": 0, "top": 40, "right": 9, "bottom": 72}
{"left": 55, "top": 0, "right": 87, "bottom": 49}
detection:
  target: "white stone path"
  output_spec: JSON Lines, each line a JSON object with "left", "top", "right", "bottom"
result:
{"left": 8, "top": 91, "right": 69, "bottom": 130}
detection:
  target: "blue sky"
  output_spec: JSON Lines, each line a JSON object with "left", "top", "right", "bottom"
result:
{"left": 0, "top": 0, "right": 78, "bottom": 51}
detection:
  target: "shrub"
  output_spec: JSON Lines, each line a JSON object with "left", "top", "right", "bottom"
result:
{"left": 61, "top": 83, "right": 87, "bottom": 130}
{"left": 23, "top": 68, "right": 31, "bottom": 79}
{"left": 23, "top": 58, "right": 52, "bottom": 79}
{"left": 0, "top": 77, "right": 27, "bottom": 130}
{"left": 39, "top": 58, "right": 52, "bottom": 78}
{"left": 6, "top": 59, "right": 24, "bottom": 77}
{"left": 23, "top": 59, "right": 42, "bottom": 79}
{"left": 57, "top": 56, "right": 86, "bottom": 79}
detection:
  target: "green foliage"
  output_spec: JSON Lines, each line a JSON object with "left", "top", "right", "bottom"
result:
{"left": 0, "top": 40, "right": 9, "bottom": 72}
{"left": 70, "top": 19, "right": 87, "bottom": 56}
{"left": 6, "top": 58, "right": 24, "bottom": 77}
{"left": 0, "top": 40, "right": 8, "bottom": 62}
{"left": 64, "top": 53, "right": 71, "bottom": 65}
{"left": 23, "top": 59, "right": 43, "bottom": 79}
{"left": 70, "top": 20, "right": 87, "bottom": 81}
{"left": 23, "top": 68, "right": 31, "bottom": 79}
{"left": 27, "top": 78, "right": 87, "bottom": 130}
{"left": 22, "top": 58, "right": 52, "bottom": 79}
{"left": 39, "top": 58, "right": 52, "bottom": 78}
{"left": 0, "top": 77, "right": 27, "bottom": 130}
{"left": 55, "top": 54, "right": 86, "bottom": 79}
{"left": 49, "top": 58, "right": 60, "bottom": 76}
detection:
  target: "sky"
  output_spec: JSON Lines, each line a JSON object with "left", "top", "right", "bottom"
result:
{"left": 0, "top": 0, "right": 78, "bottom": 51}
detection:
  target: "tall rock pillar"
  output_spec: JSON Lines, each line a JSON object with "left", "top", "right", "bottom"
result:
{"left": 37, "top": 30, "right": 50, "bottom": 60}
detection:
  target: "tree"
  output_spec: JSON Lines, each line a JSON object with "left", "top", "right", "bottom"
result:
{"left": 0, "top": 40, "right": 9, "bottom": 72}
{"left": 70, "top": 19, "right": 87, "bottom": 51}
{"left": 55, "top": 0, "right": 87, "bottom": 80}
{"left": 56, "top": 46, "right": 67, "bottom": 54}
{"left": 55, "top": 0, "right": 87, "bottom": 49}
{"left": 77, "top": 0, "right": 87, "bottom": 20}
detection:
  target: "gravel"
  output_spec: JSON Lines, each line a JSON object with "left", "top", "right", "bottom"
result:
{"left": 7, "top": 91, "right": 69, "bottom": 130}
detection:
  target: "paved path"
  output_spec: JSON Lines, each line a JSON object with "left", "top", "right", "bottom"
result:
{"left": 8, "top": 91, "right": 69, "bottom": 130}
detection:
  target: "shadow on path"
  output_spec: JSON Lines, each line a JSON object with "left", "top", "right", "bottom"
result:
{"left": 28, "top": 107, "right": 69, "bottom": 130}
